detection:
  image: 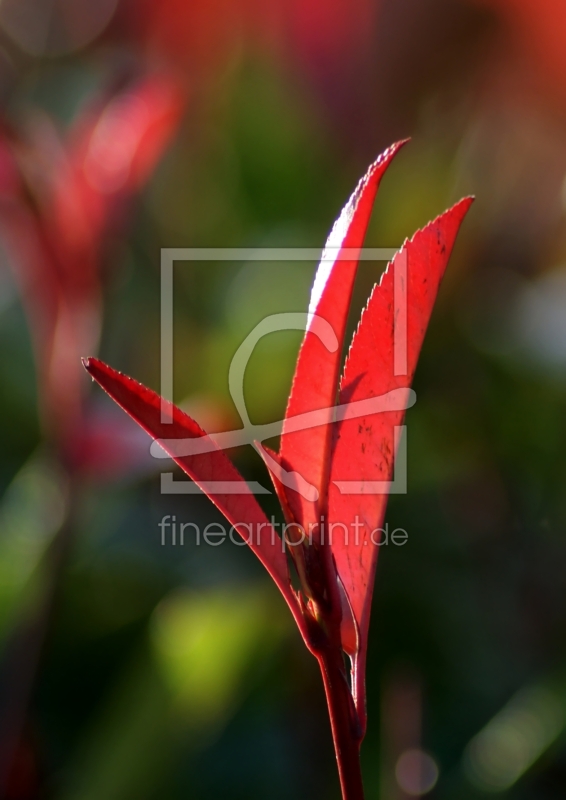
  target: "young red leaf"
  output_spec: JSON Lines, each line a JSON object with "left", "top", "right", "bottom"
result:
{"left": 276, "top": 140, "right": 407, "bottom": 533}
{"left": 81, "top": 144, "right": 474, "bottom": 800}
{"left": 328, "top": 197, "right": 474, "bottom": 729}
{"left": 82, "top": 357, "right": 308, "bottom": 639}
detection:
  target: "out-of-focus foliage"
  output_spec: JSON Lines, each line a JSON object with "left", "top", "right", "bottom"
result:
{"left": 1, "top": 1, "right": 566, "bottom": 798}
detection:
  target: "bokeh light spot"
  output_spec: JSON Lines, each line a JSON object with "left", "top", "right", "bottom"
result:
{"left": 395, "top": 748, "right": 439, "bottom": 796}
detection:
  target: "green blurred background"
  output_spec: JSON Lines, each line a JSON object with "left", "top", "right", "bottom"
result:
{"left": 1, "top": 0, "right": 566, "bottom": 797}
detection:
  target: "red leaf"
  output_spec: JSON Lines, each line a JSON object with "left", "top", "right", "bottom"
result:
{"left": 0, "top": 134, "right": 96, "bottom": 436}
{"left": 0, "top": 78, "right": 183, "bottom": 445}
{"left": 276, "top": 140, "right": 407, "bottom": 533}
{"left": 82, "top": 358, "right": 307, "bottom": 637}
{"left": 81, "top": 148, "right": 474, "bottom": 789}
{"left": 52, "top": 75, "right": 184, "bottom": 261}
{"left": 328, "top": 197, "right": 473, "bottom": 728}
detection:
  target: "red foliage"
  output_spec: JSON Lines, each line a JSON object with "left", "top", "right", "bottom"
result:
{"left": 82, "top": 356, "right": 308, "bottom": 639}
{"left": 117, "top": 0, "right": 379, "bottom": 89}
{"left": 475, "top": 0, "right": 566, "bottom": 107}
{"left": 326, "top": 196, "right": 472, "bottom": 729}
{"left": 277, "top": 142, "right": 407, "bottom": 540}
{"left": 83, "top": 141, "right": 472, "bottom": 798}
{"left": 0, "top": 75, "right": 183, "bottom": 455}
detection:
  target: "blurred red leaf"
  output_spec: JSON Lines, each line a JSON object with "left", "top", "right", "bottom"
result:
{"left": 474, "top": 0, "right": 566, "bottom": 106}
{"left": 119, "top": 0, "right": 380, "bottom": 96}
{"left": 286, "top": 0, "right": 378, "bottom": 73}
{"left": 0, "top": 75, "right": 183, "bottom": 451}
{"left": 125, "top": 0, "right": 242, "bottom": 80}
{"left": 59, "top": 75, "right": 184, "bottom": 252}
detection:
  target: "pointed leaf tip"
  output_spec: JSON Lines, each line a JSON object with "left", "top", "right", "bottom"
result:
{"left": 328, "top": 195, "right": 473, "bottom": 731}
{"left": 278, "top": 140, "right": 407, "bottom": 533}
{"left": 84, "top": 357, "right": 313, "bottom": 643}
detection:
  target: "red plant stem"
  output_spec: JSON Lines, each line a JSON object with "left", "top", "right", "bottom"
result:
{"left": 316, "top": 642, "right": 365, "bottom": 800}
{"left": 300, "top": 531, "right": 365, "bottom": 799}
